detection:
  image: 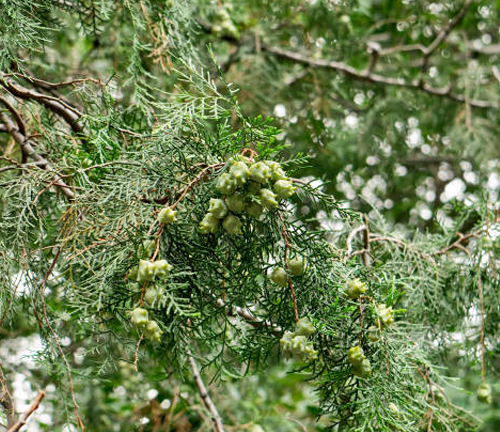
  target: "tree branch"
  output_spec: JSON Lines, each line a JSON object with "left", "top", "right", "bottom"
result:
{"left": 1, "top": 78, "right": 84, "bottom": 134}
{"left": 0, "top": 365, "right": 15, "bottom": 429}
{"left": 424, "top": 0, "right": 472, "bottom": 58}
{"left": 378, "top": 1, "right": 471, "bottom": 55}
{"left": 215, "top": 298, "right": 282, "bottom": 334}
{"left": 189, "top": 357, "right": 226, "bottom": 432}
{"left": 5, "top": 391, "right": 45, "bottom": 432}
{"left": 0, "top": 111, "right": 75, "bottom": 200}
{"left": 264, "top": 45, "right": 495, "bottom": 109}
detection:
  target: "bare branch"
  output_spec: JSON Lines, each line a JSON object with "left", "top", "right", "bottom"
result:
{"left": 435, "top": 231, "right": 479, "bottom": 256}
{"left": 189, "top": 357, "right": 226, "bottom": 432}
{"left": 378, "top": 0, "right": 471, "bottom": 57}
{"left": 0, "top": 365, "right": 15, "bottom": 428}
{"left": 1, "top": 78, "right": 84, "bottom": 134}
{"left": 7, "top": 72, "right": 104, "bottom": 90}
{"left": 424, "top": 0, "right": 472, "bottom": 58}
{"left": 0, "top": 111, "right": 75, "bottom": 200}
{"left": 215, "top": 298, "right": 282, "bottom": 334}
{"left": 264, "top": 45, "right": 495, "bottom": 109}
{"left": 0, "top": 95, "right": 26, "bottom": 136}
{"left": 6, "top": 391, "right": 45, "bottom": 432}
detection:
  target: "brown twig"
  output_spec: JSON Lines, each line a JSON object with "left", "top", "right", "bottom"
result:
{"left": 278, "top": 211, "right": 299, "bottom": 322}
{"left": 265, "top": 44, "right": 494, "bottom": 109}
{"left": 2, "top": 78, "right": 84, "bottom": 134}
{"left": 477, "top": 274, "right": 486, "bottom": 381}
{"left": 6, "top": 391, "right": 45, "bottom": 432}
{"left": 215, "top": 298, "right": 282, "bottom": 334}
{"left": 171, "top": 163, "right": 225, "bottom": 209}
{"left": 7, "top": 73, "right": 104, "bottom": 90}
{"left": 0, "top": 111, "right": 75, "bottom": 200}
{"left": 37, "top": 248, "right": 84, "bottom": 430}
{"left": 133, "top": 333, "right": 144, "bottom": 372}
{"left": 189, "top": 357, "right": 226, "bottom": 432}
{"left": 435, "top": 231, "right": 479, "bottom": 256}
{"left": 0, "top": 365, "right": 15, "bottom": 428}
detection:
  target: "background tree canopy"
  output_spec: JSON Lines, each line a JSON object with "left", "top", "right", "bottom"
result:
{"left": 0, "top": 0, "right": 499, "bottom": 431}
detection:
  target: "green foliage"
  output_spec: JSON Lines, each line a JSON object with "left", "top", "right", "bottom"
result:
{"left": 1, "top": 1, "right": 500, "bottom": 431}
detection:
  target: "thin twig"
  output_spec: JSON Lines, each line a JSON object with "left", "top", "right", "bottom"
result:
{"left": 0, "top": 365, "right": 15, "bottom": 428}
{"left": 189, "top": 357, "right": 226, "bottom": 432}
{"left": 435, "top": 231, "right": 479, "bottom": 256}
{"left": 37, "top": 248, "right": 84, "bottom": 430}
{"left": 278, "top": 211, "right": 299, "bottom": 322}
{"left": 0, "top": 111, "right": 75, "bottom": 200}
{"left": 6, "top": 73, "right": 104, "bottom": 90}
{"left": 133, "top": 333, "right": 144, "bottom": 372}
{"left": 215, "top": 298, "right": 282, "bottom": 334}
{"left": 6, "top": 391, "right": 45, "bottom": 432}
{"left": 171, "top": 163, "right": 225, "bottom": 209}
{"left": 0, "top": 95, "right": 26, "bottom": 136}
{"left": 477, "top": 274, "right": 485, "bottom": 380}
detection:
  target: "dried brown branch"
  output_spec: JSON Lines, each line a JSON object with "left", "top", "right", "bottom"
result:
{"left": 6, "top": 391, "right": 45, "bottom": 432}
{"left": 189, "top": 357, "right": 226, "bottom": 432}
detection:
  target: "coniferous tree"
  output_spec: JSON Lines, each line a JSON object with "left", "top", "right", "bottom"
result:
{"left": 0, "top": 1, "right": 499, "bottom": 431}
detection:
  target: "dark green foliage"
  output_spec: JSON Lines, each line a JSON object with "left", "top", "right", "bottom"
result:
{"left": 1, "top": 1, "right": 499, "bottom": 431}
